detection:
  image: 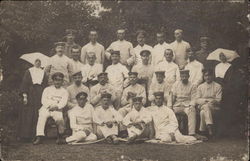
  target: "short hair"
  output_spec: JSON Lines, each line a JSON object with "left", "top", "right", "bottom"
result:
{"left": 140, "top": 50, "right": 151, "bottom": 56}
{"left": 72, "top": 71, "right": 82, "bottom": 77}
{"left": 180, "top": 70, "right": 190, "bottom": 75}
{"left": 165, "top": 48, "right": 174, "bottom": 55}
{"left": 174, "top": 29, "right": 183, "bottom": 34}
{"left": 52, "top": 72, "right": 64, "bottom": 80}
{"left": 76, "top": 92, "right": 88, "bottom": 100}
{"left": 71, "top": 45, "right": 81, "bottom": 53}
{"left": 132, "top": 97, "right": 143, "bottom": 102}
{"left": 155, "top": 71, "right": 165, "bottom": 76}
{"left": 101, "top": 93, "right": 112, "bottom": 99}
{"left": 34, "top": 59, "right": 41, "bottom": 63}
{"left": 202, "top": 68, "right": 214, "bottom": 75}
{"left": 156, "top": 32, "right": 165, "bottom": 37}
{"left": 128, "top": 72, "right": 138, "bottom": 77}
{"left": 153, "top": 91, "right": 164, "bottom": 97}
{"left": 98, "top": 72, "right": 108, "bottom": 78}
{"left": 136, "top": 30, "right": 146, "bottom": 37}
{"left": 87, "top": 52, "right": 96, "bottom": 58}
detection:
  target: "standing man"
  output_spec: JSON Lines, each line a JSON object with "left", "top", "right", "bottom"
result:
{"left": 45, "top": 42, "right": 71, "bottom": 86}
{"left": 170, "top": 29, "right": 191, "bottom": 69}
{"left": 90, "top": 72, "right": 117, "bottom": 107}
{"left": 171, "top": 70, "right": 199, "bottom": 138}
{"left": 184, "top": 48, "right": 204, "bottom": 87}
{"left": 195, "top": 36, "right": 211, "bottom": 66}
{"left": 68, "top": 45, "right": 84, "bottom": 82}
{"left": 154, "top": 49, "right": 180, "bottom": 87}
{"left": 196, "top": 69, "right": 222, "bottom": 138}
{"left": 151, "top": 32, "right": 171, "bottom": 66}
{"left": 133, "top": 30, "right": 153, "bottom": 65}
{"left": 33, "top": 72, "right": 69, "bottom": 145}
{"left": 81, "top": 30, "right": 105, "bottom": 64}
{"left": 81, "top": 52, "right": 103, "bottom": 88}
{"left": 64, "top": 29, "right": 80, "bottom": 59}
{"left": 106, "top": 28, "right": 135, "bottom": 68}
{"left": 105, "top": 51, "right": 129, "bottom": 108}
{"left": 120, "top": 72, "right": 146, "bottom": 107}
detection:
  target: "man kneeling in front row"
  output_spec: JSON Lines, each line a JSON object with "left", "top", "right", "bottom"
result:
{"left": 33, "top": 72, "right": 69, "bottom": 145}
{"left": 65, "top": 92, "right": 97, "bottom": 144}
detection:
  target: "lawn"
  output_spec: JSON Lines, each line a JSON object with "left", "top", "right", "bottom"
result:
{"left": 2, "top": 138, "right": 248, "bottom": 161}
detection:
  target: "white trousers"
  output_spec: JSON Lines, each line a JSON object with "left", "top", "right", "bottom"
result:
{"left": 127, "top": 126, "right": 144, "bottom": 138}
{"left": 66, "top": 131, "right": 97, "bottom": 143}
{"left": 96, "top": 125, "right": 118, "bottom": 138}
{"left": 199, "top": 104, "right": 218, "bottom": 131}
{"left": 156, "top": 130, "right": 197, "bottom": 143}
{"left": 173, "top": 106, "right": 196, "bottom": 135}
{"left": 36, "top": 107, "right": 64, "bottom": 136}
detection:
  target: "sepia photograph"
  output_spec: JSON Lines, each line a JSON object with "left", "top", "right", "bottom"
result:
{"left": 0, "top": 0, "right": 249, "bottom": 161}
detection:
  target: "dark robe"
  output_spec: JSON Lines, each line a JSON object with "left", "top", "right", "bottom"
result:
{"left": 18, "top": 68, "right": 47, "bottom": 139}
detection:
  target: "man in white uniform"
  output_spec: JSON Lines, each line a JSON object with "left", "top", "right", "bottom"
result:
{"left": 184, "top": 48, "right": 204, "bottom": 87}
{"left": 152, "top": 32, "right": 171, "bottom": 66}
{"left": 196, "top": 69, "right": 222, "bottom": 138}
{"left": 106, "top": 28, "right": 135, "bottom": 67}
{"left": 105, "top": 51, "right": 129, "bottom": 108}
{"left": 133, "top": 30, "right": 153, "bottom": 65}
{"left": 81, "top": 30, "right": 105, "bottom": 64}
{"left": 170, "top": 29, "right": 191, "bottom": 69}
{"left": 68, "top": 46, "right": 84, "bottom": 83}
{"left": 154, "top": 48, "right": 180, "bottom": 87}
{"left": 148, "top": 92, "right": 196, "bottom": 143}
{"left": 121, "top": 72, "right": 146, "bottom": 107}
{"left": 148, "top": 71, "right": 172, "bottom": 106}
{"left": 46, "top": 42, "right": 71, "bottom": 86}
{"left": 93, "top": 93, "right": 123, "bottom": 144}
{"left": 171, "top": 70, "right": 197, "bottom": 137}
{"left": 81, "top": 52, "right": 103, "bottom": 88}
{"left": 90, "top": 72, "right": 117, "bottom": 107}
{"left": 33, "top": 72, "right": 69, "bottom": 145}
{"left": 122, "top": 97, "right": 151, "bottom": 143}
{"left": 65, "top": 92, "right": 97, "bottom": 143}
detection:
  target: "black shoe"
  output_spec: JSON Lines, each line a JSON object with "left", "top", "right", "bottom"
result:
{"left": 33, "top": 136, "right": 42, "bottom": 145}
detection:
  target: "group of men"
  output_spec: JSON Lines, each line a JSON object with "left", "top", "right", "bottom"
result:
{"left": 32, "top": 28, "right": 222, "bottom": 145}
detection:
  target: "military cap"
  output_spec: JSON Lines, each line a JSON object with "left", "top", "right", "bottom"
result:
{"left": 101, "top": 93, "right": 112, "bottom": 99}
{"left": 117, "top": 29, "right": 125, "bottom": 34}
{"left": 174, "top": 29, "right": 183, "bottom": 34}
{"left": 97, "top": 72, "right": 108, "bottom": 77}
{"left": 140, "top": 50, "right": 151, "bottom": 56}
{"left": 54, "top": 42, "right": 66, "bottom": 47}
{"left": 155, "top": 71, "right": 165, "bottom": 76}
{"left": 180, "top": 70, "right": 190, "bottom": 75}
{"left": 156, "top": 32, "right": 165, "bottom": 37}
{"left": 52, "top": 72, "right": 64, "bottom": 80}
{"left": 72, "top": 71, "right": 82, "bottom": 77}
{"left": 71, "top": 46, "right": 81, "bottom": 52}
{"left": 76, "top": 92, "right": 88, "bottom": 100}
{"left": 153, "top": 91, "right": 164, "bottom": 97}
{"left": 128, "top": 72, "right": 138, "bottom": 76}
{"left": 111, "top": 50, "right": 120, "bottom": 56}
{"left": 132, "top": 97, "right": 143, "bottom": 102}
{"left": 66, "top": 29, "right": 77, "bottom": 36}
{"left": 89, "top": 30, "right": 98, "bottom": 35}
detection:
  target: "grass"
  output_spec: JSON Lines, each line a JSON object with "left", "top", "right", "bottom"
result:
{"left": 2, "top": 137, "right": 248, "bottom": 161}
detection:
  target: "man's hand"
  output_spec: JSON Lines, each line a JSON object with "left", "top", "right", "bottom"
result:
{"left": 49, "top": 105, "right": 59, "bottom": 111}
{"left": 105, "top": 121, "right": 113, "bottom": 128}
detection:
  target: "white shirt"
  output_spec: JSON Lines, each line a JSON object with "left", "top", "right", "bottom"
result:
{"left": 134, "top": 44, "right": 153, "bottom": 65}
{"left": 47, "top": 54, "right": 71, "bottom": 82}
{"left": 81, "top": 42, "right": 105, "bottom": 64}
{"left": 29, "top": 67, "right": 45, "bottom": 85}
{"left": 81, "top": 63, "right": 103, "bottom": 83}
{"left": 41, "top": 85, "right": 69, "bottom": 109}
{"left": 105, "top": 63, "right": 129, "bottom": 90}
{"left": 184, "top": 60, "right": 204, "bottom": 86}
{"left": 170, "top": 40, "right": 190, "bottom": 68}
{"left": 154, "top": 61, "right": 180, "bottom": 85}
{"left": 215, "top": 62, "right": 231, "bottom": 79}
{"left": 69, "top": 104, "right": 94, "bottom": 132}
{"left": 106, "top": 40, "right": 135, "bottom": 65}
{"left": 69, "top": 59, "right": 84, "bottom": 76}
{"left": 122, "top": 107, "right": 151, "bottom": 126}
{"left": 148, "top": 105, "right": 179, "bottom": 138}
{"left": 152, "top": 42, "right": 171, "bottom": 66}
{"left": 93, "top": 106, "right": 123, "bottom": 125}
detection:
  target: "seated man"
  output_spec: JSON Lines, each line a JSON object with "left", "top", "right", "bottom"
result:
{"left": 93, "top": 93, "right": 122, "bottom": 144}
{"left": 122, "top": 97, "right": 151, "bottom": 143}
{"left": 171, "top": 70, "right": 201, "bottom": 138}
{"left": 148, "top": 92, "right": 196, "bottom": 143}
{"left": 65, "top": 92, "right": 97, "bottom": 143}
{"left": 81, "top": 52, "right": 103, "bottom": 88}
{"left": 90, "top": 72, "right": 117, "bottom": 107}
{"left": 148, "top": 71, "right": 172, "bottom": 106}
{"left": 33, "top": 72, "right": 69, "bottom": 145}
{"left": 121, "top": 72, "right": 146, "bottom": 107}
{"left": 196, "top": 69, "right": 222, "bottom": 138}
